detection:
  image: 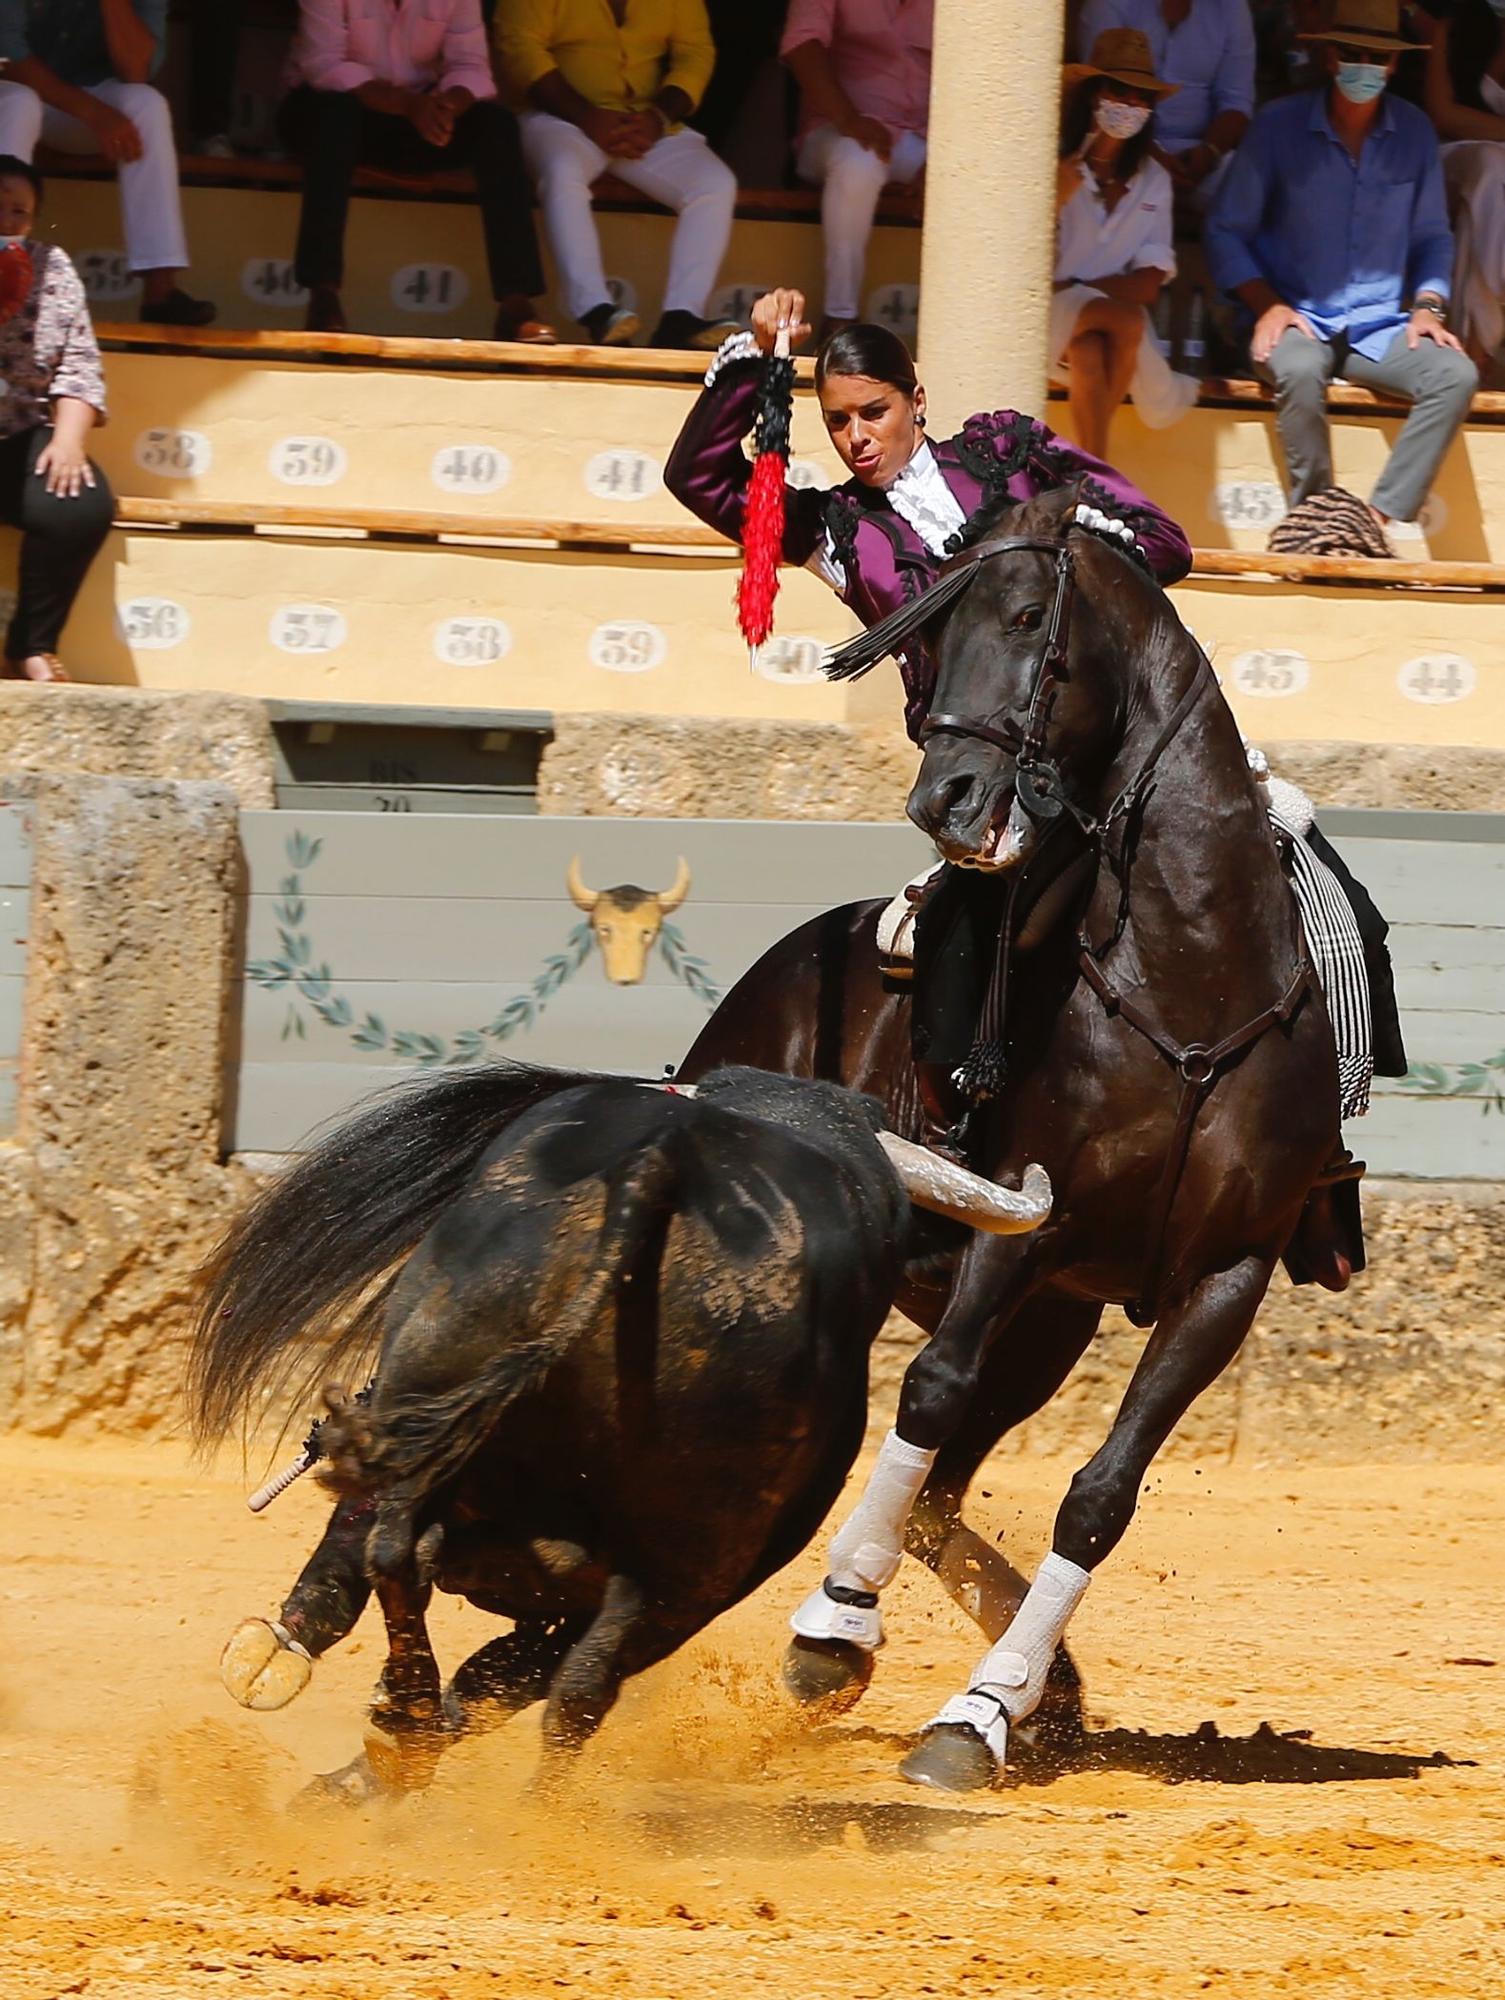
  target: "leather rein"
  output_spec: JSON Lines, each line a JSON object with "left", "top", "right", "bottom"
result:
{"left": 915, "top": 530, "right": 1316, "bottom": 1322}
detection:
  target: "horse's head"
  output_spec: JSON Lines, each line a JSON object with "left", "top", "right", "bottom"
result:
{"left": 902, "top": 485, "right": 1143, "bottom": 871}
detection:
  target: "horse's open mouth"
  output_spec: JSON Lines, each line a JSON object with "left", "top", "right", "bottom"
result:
{"left": 952, "top": 793, "right": 1028, "bottom": 872}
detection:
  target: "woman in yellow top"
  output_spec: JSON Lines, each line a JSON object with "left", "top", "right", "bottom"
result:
{"left": 495, "top": 0, "right": 744, "bottom": 348}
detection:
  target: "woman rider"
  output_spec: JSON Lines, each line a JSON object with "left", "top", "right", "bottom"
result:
{"left": 664, "top": 288, "right": 1194, "bottom": 1148}
{"left": 665, "top": 287, "right": 1192, "bottom": 740}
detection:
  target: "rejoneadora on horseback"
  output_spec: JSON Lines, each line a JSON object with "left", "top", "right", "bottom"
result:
{"left": 665, "top": 290, "right": 1411, "bottom": 1787}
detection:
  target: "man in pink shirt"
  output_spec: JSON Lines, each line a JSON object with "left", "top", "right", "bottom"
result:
{"left": 781, "top": 0, "right": 932, "bottom": 337}
{"left": 281, "top": 0, "right": 551, "bottom": 340}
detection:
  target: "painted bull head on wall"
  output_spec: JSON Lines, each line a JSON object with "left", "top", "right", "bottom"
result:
{"left": 566, "top": 856, "right": 693, "bottom": 985}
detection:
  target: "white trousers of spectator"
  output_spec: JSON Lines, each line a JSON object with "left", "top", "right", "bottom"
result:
{"left": 518, "top": 111, "right": 734, "bottom": 322}
{"left": 796, "top": 123, "right": 926, "bottom": 322}
{"left": 1442, "top": 140, "right": 1505, "bottom": 360}
{"left": 0, "top": 79, "right": 189, "bottom": 273}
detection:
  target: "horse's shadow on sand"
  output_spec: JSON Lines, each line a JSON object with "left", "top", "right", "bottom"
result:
{"left": 636, "top": 1722, "right": 1464, "bottom": 1857}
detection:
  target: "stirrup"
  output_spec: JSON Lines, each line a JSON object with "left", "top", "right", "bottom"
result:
{"left": 1314, "top": 1147, "right": 1366, "bottom": 1187}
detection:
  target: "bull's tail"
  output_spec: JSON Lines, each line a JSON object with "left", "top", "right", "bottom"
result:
{"left": 320, "top": 1141, "right": 680, "bottom": 1503}
{"left": 188, "top": 1062, "right": 605, "bottom": 1451}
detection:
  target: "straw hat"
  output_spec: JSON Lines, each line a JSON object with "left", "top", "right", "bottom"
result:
{"left": 1296, "top": 0, "right": 1413, "bottom": 54}
{"left": 1062, "top": 28, "right": 1180, "bottom": 100}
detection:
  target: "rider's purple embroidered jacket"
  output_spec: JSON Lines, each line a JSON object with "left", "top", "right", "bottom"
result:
{"left": 664, "top": 348, "right": 1195, "bottom": 739}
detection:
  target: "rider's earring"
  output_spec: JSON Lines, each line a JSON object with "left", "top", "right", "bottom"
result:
{"left": 916, "top": 412, "right": 927, "bottom": 429}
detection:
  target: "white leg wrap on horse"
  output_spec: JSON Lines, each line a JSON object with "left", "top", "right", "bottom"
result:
{"left": 921, "top": 1551, "right": 1092, "bottom": 1766}
{"left": 789, "top": 1430, "right": 937, "bottom": 1650}
{"left": 827, "top": 1430, "right": 937, "bottom": 1591}
{"left": 971, "top": 1551, "right": 1091, "bottom": 1718}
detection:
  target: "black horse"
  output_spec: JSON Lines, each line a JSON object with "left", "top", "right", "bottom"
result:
{"left": 676, "top": 483, "right": 1341, "bottom": 1788}
{"left": 189, "top": 1066, "right": 1046, "bottom": 1795}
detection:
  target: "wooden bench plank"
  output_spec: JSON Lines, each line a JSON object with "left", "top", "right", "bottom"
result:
{"left": 43, "top": 147, "right": 921, "bottom": 224}
{"left": 96, "top": 321, "right": 756, "bottom": 380}
{"left": 108, "top": 495, "right": 1505, "bottom": 589}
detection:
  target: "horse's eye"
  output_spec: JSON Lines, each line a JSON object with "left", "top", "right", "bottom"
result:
{"left": 1011, "top": 605, "right": 1044, "bottom": 632}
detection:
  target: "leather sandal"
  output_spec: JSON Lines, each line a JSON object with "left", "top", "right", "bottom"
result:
{"left": 4, "top": 653, "right": 70, "bottom": 682}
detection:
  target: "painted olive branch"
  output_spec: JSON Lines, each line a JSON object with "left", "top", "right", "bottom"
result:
{"left": 248, "top": 833, "right": 722, "bottom": 1068}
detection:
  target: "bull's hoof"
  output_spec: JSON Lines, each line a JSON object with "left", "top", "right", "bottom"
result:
{"left": 221, "top": 1618, "right": 312, "bottom": 1712}
{"left": 781, "top": 1636, "right": 874, "bottom": 1716}
{"left": 296, "top": 1752, "right": 399, "bottom": 1810}
{"left": 899, "top": 1724, "right": 998, "bottom": 1793}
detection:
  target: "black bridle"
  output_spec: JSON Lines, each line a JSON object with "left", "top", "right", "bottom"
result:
{"left": 916, "top": 534, "right": 1082, "bottom": 830}
{"left": 905, "top": 528, "right": 1219, "bottom": 850}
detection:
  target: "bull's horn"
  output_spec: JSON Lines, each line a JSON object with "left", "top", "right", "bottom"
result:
{"left": 658, "top": 856, "right": 692, "bottom": 914}
{"left": 565, "top": 855, "right": 598, "bottom": 912}
{"left": 877, "top": 1133, "right": 1051, "bottom": 1236}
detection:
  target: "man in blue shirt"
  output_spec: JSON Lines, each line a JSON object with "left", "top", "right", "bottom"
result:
{"left": 0, "top": 0, "right": 214, "bottom": 324}
{"left": 1206, "top": 0, "right": 1474, "bottom": 538}
{"left": 1075, "top": 0, "right": 1255, "bottom": 201}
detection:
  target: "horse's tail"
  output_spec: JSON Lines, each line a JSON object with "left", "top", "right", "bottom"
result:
{"left": 187, "top": 1062, "right": 602, "bottom": 1450}
{"left": 318, "top": 1138, "right": 681, "bottom": 1502}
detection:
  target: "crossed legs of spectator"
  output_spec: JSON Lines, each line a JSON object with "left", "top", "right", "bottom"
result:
{"left": 281, "top": 88, "right": 553, "bottom": 341}
{"left": 1064, "top": 297, "right": 1144, "bottom": 462}
{"left": 1260, "top": 324, "right": 1478, "bottom": 541}
{"left": 519, "top": 111, "right": 739, "bottom": 348}
{"left": 0, "top": 80, "right": 213, "bottom": 326}
{"left": 796, "top": 126, "right": 926, "bottom": 336}
{"left": 0, "top": 428, "right": 114, "bottom": 684}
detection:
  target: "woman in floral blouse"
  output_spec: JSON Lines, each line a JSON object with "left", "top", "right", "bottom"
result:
{"left": 0, "top": 155, "right": 112, "bottom": 683}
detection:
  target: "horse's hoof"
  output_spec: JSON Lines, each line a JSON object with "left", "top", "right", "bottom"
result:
{"left": 899, "top": 1724, "right": 999, "bottom": 1793}
{"left": 221, "top": 1618, "right": 312, "bottom": 1712}
{"left": 781, "top": 1636, "right": 874, "bottom": 1715}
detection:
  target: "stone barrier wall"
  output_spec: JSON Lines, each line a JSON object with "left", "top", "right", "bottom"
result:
{"left": 0, "top": 688, "right": 1497, "bottom": 1456}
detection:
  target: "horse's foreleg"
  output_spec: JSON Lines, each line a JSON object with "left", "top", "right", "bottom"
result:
{"left": 906, "top": 1295, "right": 1104, "bottom": 1743}
{"left": 904, "top": 1253, "right": 1275, "bottom": 1792}
{"left": 785, "top": 1234, "right": 1037, "bottom": 1695}
{"left": 220, "top": 1496, "right": 375, "bottom": 1713}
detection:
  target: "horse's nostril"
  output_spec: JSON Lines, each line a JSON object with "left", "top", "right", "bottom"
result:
{"left": 938, "top": 772, "right": 978, "bottom": 819}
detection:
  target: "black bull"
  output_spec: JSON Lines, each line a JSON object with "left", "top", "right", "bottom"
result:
{"left": 191, "top": 1066, "right": 990, "bottom": 1793}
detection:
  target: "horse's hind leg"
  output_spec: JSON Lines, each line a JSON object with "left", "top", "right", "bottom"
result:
{"left": 904, "top": 1253, "right": 1275, "bottom": 1792}
{"left": 221, "top": 1496, "right": 374, "bottom": 1712}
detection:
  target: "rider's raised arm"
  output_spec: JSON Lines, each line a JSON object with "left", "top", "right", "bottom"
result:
{"left": 1023, "top": 419, "right": 1194, "bottom": 586}
{"left": 664, "top": 342, "right": 826, "bottom": 566}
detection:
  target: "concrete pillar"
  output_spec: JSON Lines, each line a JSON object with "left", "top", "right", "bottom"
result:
{"left": 13, "top": 775, "right": 242, "bottom": 1432}
{"left": 917, "top": 0, "right": 1066, "bottom": 428}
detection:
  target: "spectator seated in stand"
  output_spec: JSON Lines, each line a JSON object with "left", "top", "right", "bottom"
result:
{"left": 1206, "top": 0, "right": 1476, "bottom": 553}
{"left": 1075, "top": 0, "right": 1256, "bottom": 207}
{"left": 0, "top": 0, "right": 215, "bottom": 326}
{"left": 0, "top": 157, "right": 114, "bottom": 684}
{"left": 281, "top": 0, "right": 554, "bottom": 339}
{"left": 187, "top": 0, "right": 247, "bottom": 157}
{"left": 1054, "top": 29, "right": 1199, "bottom": 460}
{"left": 495, "top": 0, "right": 742, "bottom": 349}
{"left": 1421, "top": 0, "right": 1505, "bottom": 370}
{"left": 780, "top": 0, "right": 931, "bottom": 341}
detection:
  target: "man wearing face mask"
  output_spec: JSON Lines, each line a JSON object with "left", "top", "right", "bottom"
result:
{"left": 1206, "top": 0, "right": 1477, "bottom": 548}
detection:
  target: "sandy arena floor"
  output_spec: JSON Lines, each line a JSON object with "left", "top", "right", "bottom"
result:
{"left": 0, "top": 1435, "right": 1501, "bottom": 2000}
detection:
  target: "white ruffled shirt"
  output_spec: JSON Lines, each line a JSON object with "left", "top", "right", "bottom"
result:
{"left": 810, "top": 438, "right": 966, "bottom": 590}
